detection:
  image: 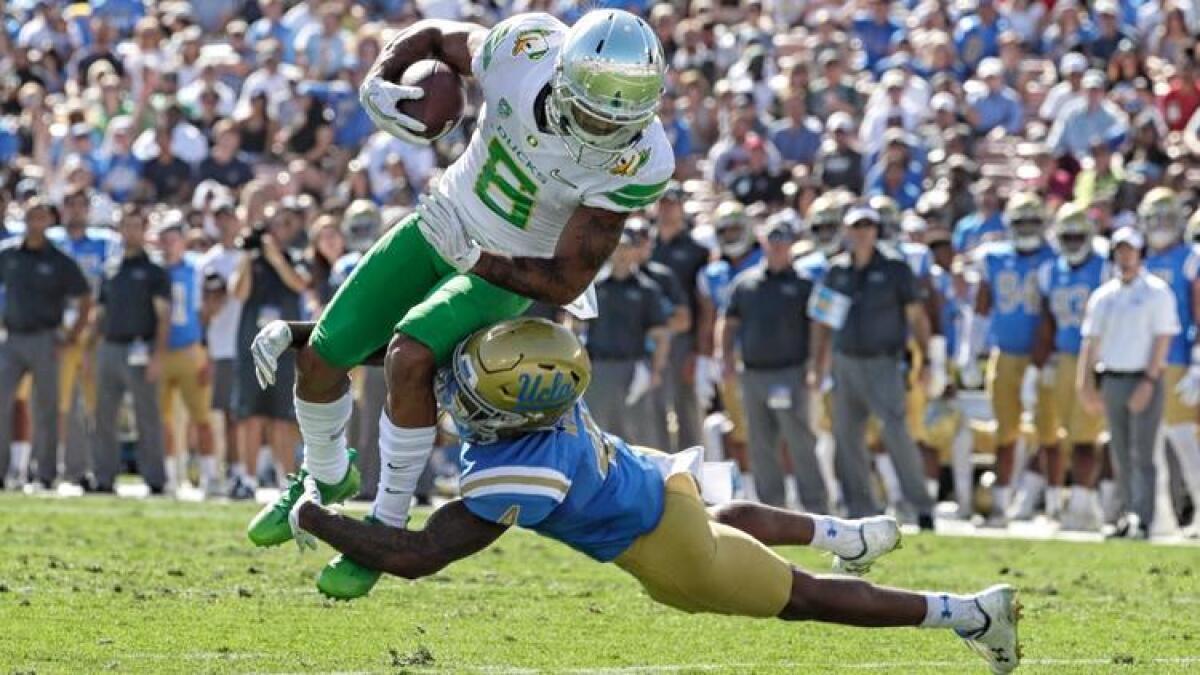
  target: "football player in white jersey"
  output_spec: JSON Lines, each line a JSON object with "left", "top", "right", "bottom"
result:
{"left": 246, "top": 10, "right": 675, "bottom": 600}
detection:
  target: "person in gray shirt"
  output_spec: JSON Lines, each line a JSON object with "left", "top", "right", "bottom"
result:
{"left": 809, "top": 203, "right": 935, "bottom": 527}
{"left": 0, "top": 198, "right": 90, "bottom": 489}
{"left": 582, "top": 228, "right": 671, "bottom": 445}
{"left": 719, "top": 217, "right": 827, "bottom": 512}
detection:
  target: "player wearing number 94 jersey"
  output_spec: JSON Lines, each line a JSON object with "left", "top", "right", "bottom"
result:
{"left": 959, "top": 193, "right": 1056, "bottom": 521}
{"left": 243, "top": 10, "right": 674, "bottom": 602}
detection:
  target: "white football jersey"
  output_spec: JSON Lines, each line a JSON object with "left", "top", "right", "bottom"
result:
{"left": 420, "top": 13, "right": 675, "bottom": 258}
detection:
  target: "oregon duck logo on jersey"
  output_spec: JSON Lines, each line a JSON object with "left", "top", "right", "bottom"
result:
{"left": 610, "top": 147, "right": 650, "bottom": 177}
{"left": 513, "top": 29, "right": 552, "bottom": 61}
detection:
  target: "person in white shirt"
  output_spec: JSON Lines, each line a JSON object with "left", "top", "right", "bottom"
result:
{"left": 1078, "top": 227, "right": 1180, "bottom": 539}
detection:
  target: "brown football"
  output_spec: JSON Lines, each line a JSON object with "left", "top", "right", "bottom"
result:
{"left": 396, "top": 59, "right": 466, "bottom": 141}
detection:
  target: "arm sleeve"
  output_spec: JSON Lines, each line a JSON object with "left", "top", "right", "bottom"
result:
{"left": 151, "top": 266, "right": 171, "bottom": 300}
{"left": 724, "top": 276, "right": 743, "bottom": 319}
{"left": 459, "top": 466, "right": 571, "bottom": 527}
{"left": 1154, "top": 287, "right": 1182, "bottom": 336}
{"left": 63, "top": 256, "right": 89, "bottom": 296}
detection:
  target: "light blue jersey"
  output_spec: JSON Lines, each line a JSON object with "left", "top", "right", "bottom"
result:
{"left": 458, "top": 402, "right": 665, "bottom": 562}
{"left": 793, "top": 250, "right": 829, "bottom": 284}
{"left": 697, "top": 248, "right": 763, "bottom": 312}
{"left": 48, "top": 226, "right": 121, "bottom": 293}
{"left": 1144, "top": 242, "right": 1200, "bottom": 366}
{"left": 979, "top": 241, "right": 1056, "bottom": 355}
{"left": 900, "top": 241, "right": 933, "bottom": 279}
{"left": 166, "top": 253, "right": 204, "bottom": 349}
{"left": 1038, "top": 251, "right": 1109, "bottom": 355}
{"left": 932, "top": 265, "right": 960, "bottom": 357}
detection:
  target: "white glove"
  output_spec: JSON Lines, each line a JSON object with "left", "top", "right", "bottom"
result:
{"left": 359, "top": 77, "right": 430, "bottom": 146}
{"left": 1020, "top": 365, "right": 1039, "bottom": 412}
{"left": 416, "top": 203, "right": 482, "bottom": 273}
{"left": 1177, "top": 365, "right": 1200, "bottom": 407}
{"left": 251, "top": 320, "right": 292, "bottom": 390}
{"left": 288, "top": 475, "right": 322, "bottom": 553}
{"left": 694, "top": 355, "right": 721, "bottom": 407}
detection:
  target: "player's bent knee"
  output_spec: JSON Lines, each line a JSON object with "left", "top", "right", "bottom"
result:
{"left": 778, "top": 568, "right": 820, "bottom": 621}
{"left": 296, "top": 345, "right": 350, "bottom": 399}
{"left": 384, "top": 335, "right": 436, "bottom": 387}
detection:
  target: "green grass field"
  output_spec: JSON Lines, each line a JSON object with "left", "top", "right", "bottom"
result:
{"left": 1, "top": 494, "right": 1198, "bottom": 674}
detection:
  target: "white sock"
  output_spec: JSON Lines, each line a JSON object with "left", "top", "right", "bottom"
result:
{"left": 876, "top": 454, "right": 903, "bottom": 506}
{"left": 992, "top": 485, "right": 1011, "bottom": 513}
{"left": 10, "top": 441, "right": 31, "bottom": 478}
{"left": 809, "top": 515, "right": 862, "bottom": 558}
{"left": 740, "top": 472, "right": 756, "bottom": 501}
{"left": 231, "top": 462, "right": 248, "bottom": 480}
{"left": 1165, "top": 424, "right": 1200, "bottom": 497}
{"left": 371, "top": 413, "right": 435, "bottom": 527}
{"left": 925, "top": 478, "right": 939, "bottom": 501}
{"left": 295, "top": 393, "right": 353, "bottom": 485}
{"left": 256, "top": 445, "right": 273, "bottom": 476}
{"left": 1045, "top": 486, "right": 1064, "bottom": 516}
{"left": 199, "top": 455, "right": 217, "bottom": 482}
{"left": 165, "top": 458, "right": 178, "bottom": 487}
{"left": 921, "top": 592, "right": 986, "bottom": 633}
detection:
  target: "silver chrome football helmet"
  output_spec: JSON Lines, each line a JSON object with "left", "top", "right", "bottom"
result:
{"left": 548, "top": 10, "right": 666, "bottom": 168}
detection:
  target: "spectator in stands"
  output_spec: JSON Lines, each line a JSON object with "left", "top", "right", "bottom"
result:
{"left": 769, "top": 87, "right": 822, "bottom": 168}
{"left": 140, "top": 125, "right": 193, "bottom": 204}
{"left": 1048, "top": 70, "right": 1130, "bottom": 161}
{"left": 815, "top": 113, "right": 864, "bottom": 193}
{"left": 967, "top": 58, "right": 1024, "bottom": 136}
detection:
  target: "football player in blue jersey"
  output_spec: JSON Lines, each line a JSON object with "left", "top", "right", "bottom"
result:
{"left": 693, "top": 201, "right": 763, "bottom": 480}
{"left": 1033, "top": 204, "right": 1110, "bottom": 530}
{"left": 959, "top": 192, "right": 1058, "bottom": 523}
{"left": 793, "top": 189, "right": 853, "bottom": 285}
{"left": 1140, "top": 188, "right": 1200, "bottom": 532}
{"left": 277, "top": 317, "right": 1021, "bottom": 673}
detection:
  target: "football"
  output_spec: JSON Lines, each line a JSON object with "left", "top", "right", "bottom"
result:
{"left": 396, "top": 59, "right": 466, "bottom": 141}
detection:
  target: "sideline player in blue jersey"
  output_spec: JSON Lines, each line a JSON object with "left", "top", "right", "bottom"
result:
{"left": 1140, "top": 188, "right": 1200, "bottom": 527}
{"left": 274, "top": 318, "right": 1021, "bottom": 673}
{"left": 693, "top": 202, "right": 763, "bottom": 474}
{"left": 1032, "top": 204, "right": 1110, "bottom": 530}
{"left": 959, "top": 193, "right": 1057, "bottom": 523}
{"left": 48, "top": 186, "right": 120, "bottom": 482}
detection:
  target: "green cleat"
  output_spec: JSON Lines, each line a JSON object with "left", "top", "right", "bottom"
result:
{"left": 317, "top": 516, "right": 384, "bottom": 601}
{"left": 246, "top": 448, "right": 362, "bottom": 547}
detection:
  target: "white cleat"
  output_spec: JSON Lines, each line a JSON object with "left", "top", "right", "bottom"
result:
{"left": 831, "top": 515, "right": 902, "bottom": 575}
{"left": 960, "top": 584, "right": 1022, "bottom": 674}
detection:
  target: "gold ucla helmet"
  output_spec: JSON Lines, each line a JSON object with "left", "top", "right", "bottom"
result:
{"left": 1004, "top": 191, "right": 1046, "bottom": 252}
{"left": 437, "top": 318, "right": 591, "bottom": 443}
{"left": 868, "top": 194, "right": 901, "bottom": 240}
{"left": 549, "top": 9, "right": 666, "bottom": 167}
{"left": 807, "top": 190, "right": 849, "bottom": 255}
{"left": 1055, "top": 201, "right": 1093, "bottom": 264}
{"left": 1138, "top": 187, "right": 1183, "bottom": 250}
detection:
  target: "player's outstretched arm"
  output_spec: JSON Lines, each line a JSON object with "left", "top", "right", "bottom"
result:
{"left": 370, "top": 19, "right": 487, "bottom": 82}
{"left": 470, "top": 206, "right": 625, "bottom": 307}
{"left": 298, "top": 499, "right": 507, "bottom": 580}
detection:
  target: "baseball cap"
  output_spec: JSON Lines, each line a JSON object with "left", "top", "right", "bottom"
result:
{"left": 931, "top": 92, "right": 956, "bottom": 113}
{"left": 845, "top": 205, "right": 881, "bottom": 226}
{"left": 1095, "top": 0, "right": 1118, "bottom": 15}
{"left": 1112, "top": 226, "right": 1144, "bottom": 249}
{"left": 882, "top": 69, "right": 906, "bottom": 90}
{"left": 978, "top": 57, "right": 1004, "bottom": 79}
{"left": 1060, "top": 52, "right": 1088, "bottom": 75}
{"left": 828, "top": 112, "right": 854, "bottom": 132}
{"left": 1082, "top": 70, "right": 1107, "bottom": 89}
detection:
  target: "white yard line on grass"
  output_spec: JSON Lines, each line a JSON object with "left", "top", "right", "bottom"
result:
{"left": 466, "top": 656, "right": 1200, "bottom": 673}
